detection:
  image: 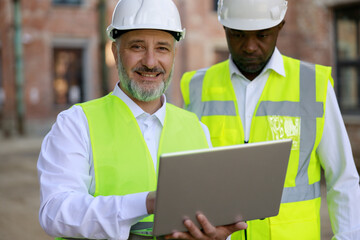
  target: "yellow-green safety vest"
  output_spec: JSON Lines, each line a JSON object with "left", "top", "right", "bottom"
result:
{"left": 56, "top": 93, "right": 209, "bottom": 240}
{"left": 181, "top": 55, "right": 333, "bottom": 240}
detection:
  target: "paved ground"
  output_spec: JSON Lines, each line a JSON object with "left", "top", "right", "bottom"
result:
{"left": 0, "top": 136, "right": 52, "bottom": 240}
{"left": 0, "top": 136, "right": 333, "bottom": 240}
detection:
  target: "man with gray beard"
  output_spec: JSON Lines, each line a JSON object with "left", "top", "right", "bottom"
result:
{"left": 37, "top": 0, "right": 247, "bottom": 240}
{"left": 114, "top": 37, "right": 173, "bottom": 103}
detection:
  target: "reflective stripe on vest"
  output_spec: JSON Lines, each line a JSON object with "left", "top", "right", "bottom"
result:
{"left": 257, "top": 61, "right": 323, "bottom": 203}
{"left": 188, "top": 68, "right": 237, "bottom": 118}
{"left": 183, "top": 58, "right": 328, "bottom": 204}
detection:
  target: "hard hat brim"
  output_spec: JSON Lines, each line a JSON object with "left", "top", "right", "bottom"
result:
{"left": 220, "top": 18, "right": 284, "bottom": 31}
{"left": 107, "top": 25, "right": 185, "bottom": 42}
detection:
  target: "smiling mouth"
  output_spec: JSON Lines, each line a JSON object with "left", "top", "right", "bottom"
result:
{"left": 136, "top": 72, "right": 161, "bottom": 78}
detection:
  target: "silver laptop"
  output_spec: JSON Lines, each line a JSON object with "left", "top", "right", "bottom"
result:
{"left": 152, "top": 139, "right": 292, "bottom": 236}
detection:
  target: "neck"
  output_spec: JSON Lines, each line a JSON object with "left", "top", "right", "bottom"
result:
{"left": 133, "top": 97, "right": 163, "bottom": 115}
{"left": 241, "top": 71, "right": 261, "bottom": 81}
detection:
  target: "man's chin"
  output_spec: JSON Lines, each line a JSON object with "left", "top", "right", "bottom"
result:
{"left": 131, "top": 84, "right": 166, "bottom": 101}
{"left": 237, "top": 62, "right": 265, "bottom": 74}
{"left": 134, "top": 91, "right": 164, "bottom": 102}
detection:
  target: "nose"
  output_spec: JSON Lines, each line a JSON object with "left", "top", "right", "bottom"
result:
{"left": 142, "top": 49, "right": 157, "bottom": 69}
{"left": 242, "top": 36, "right": 258, "bottom": 54}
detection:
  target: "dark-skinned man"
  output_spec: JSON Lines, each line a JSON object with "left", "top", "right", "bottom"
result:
{"left": 181, "top": 0, "right": 360, "bottom": 239}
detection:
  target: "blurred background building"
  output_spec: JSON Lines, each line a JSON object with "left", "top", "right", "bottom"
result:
{"left": 0, "top": 0, "right": 359, "bottom": 171}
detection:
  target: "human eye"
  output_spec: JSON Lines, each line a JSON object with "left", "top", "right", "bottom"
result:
{"left": 158, "top": 46, "right": 170, "bottom": 52}
{"left": 258, "top": 33, "right": 268, "bottom": 38}
{"left": 234, "top": 32, "right": 247, "bottom": 39}
{"left": 258, "top": 30, "right": 273, "bottom": 39}
{"left": 130, "top": 44, "right": 144, "bottom": 51}
{"left": 231, "top": 31, "right": 244, "bottom": 38}
{"left": 157, "top": 43, "right": 172, "bottom": 53}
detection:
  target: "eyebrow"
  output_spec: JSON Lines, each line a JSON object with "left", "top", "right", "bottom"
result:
{"left": 127, "top": 39, "right": 145, "bottom": 45}
{"left": 260, "top": 29, "right": 274, "bottom": 33}
{"left": 157, "top": 41, "right": 173, "bottom": 48}
{"left": 127, "top": 39, "right": 173, "bottom": 47}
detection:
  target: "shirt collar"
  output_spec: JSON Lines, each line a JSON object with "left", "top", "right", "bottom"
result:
{"left": 112, "top": 82, "right": 166, "bottom": 126}
{"left": 229, "top": 47, "right": 286, "bottom": 79}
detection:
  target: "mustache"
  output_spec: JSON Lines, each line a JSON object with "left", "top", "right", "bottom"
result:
{"left": 133, "top": 66, "right": 165, "bottom": 74}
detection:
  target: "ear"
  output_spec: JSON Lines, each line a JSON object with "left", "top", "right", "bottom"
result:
{"left": 111, "top": 42, "right": 118, "bottom": 66}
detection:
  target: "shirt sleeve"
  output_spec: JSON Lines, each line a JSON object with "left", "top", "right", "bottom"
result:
{"left": 317, "top": 81, "right": 360, "bottom": 239}
{"left": 37, "top": 106, "right": 149, "bottom": 240}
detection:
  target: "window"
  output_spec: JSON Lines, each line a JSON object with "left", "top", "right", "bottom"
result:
{"left": 53, "top": 48, "right": 84, "bottom": 105}
{"left": 335, "top": 4, "right": 360, "bottom": 114}
{"left": 52, "top": 0, "right": 82, "bottom": 6}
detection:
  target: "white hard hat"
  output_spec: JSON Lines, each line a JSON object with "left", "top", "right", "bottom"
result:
{"left": 107, "top": 0, "right": 185, "bottom": 41}
{"left": 218, "top": 0, "right": 288, "bottom": 31}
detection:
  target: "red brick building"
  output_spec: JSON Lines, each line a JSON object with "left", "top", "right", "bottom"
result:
{"left": 0, "top": 0, "right": 359, "bottom": 169}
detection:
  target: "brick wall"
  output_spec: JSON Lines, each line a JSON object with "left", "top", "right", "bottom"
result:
{"left": 0, "top": 0, "right": 359, "bottom": 170}
{"left": 0, "top": 0, "right": 16, "bottom": 136}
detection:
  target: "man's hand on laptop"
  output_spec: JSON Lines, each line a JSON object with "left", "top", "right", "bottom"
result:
{"left": 165, "top": 213, "right": 247, "bottom": 240}
{"left": 146, "top": 191, "right": 156, "bottom": 214}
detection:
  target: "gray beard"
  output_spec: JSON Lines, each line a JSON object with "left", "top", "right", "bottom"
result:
{"left": 117, "top": 55, "right": 173, "bottom": 102}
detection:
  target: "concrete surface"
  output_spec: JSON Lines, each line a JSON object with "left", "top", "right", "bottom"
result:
{"left": 0, "top": 136, "right": 52, "bottom": 240}
{"left": 0, "top": 136, "right": 333, "bottom": 240}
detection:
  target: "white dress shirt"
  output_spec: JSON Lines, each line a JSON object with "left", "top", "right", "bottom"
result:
{"left": 37, "top": 84, "right": 212, "bottom": 240}
{"left": 229, "top": 48, "right": 360, "bottom": 239}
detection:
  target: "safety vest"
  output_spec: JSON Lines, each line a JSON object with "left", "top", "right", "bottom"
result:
{"left": 181, "top": 56, "right": 332, "bottom": 240}
{"left": 56, "top": 93, "right": 209, "bottom": 240}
